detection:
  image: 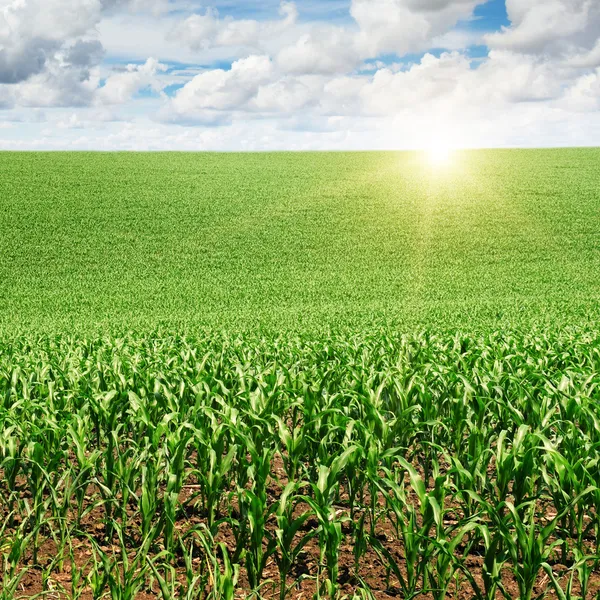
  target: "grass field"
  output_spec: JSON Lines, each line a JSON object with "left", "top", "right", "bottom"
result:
{"left": 1, "top": 150, "right": 600, "bottom": 599}
{"left": 2, "top": 149, "right": 600, "bottom": 333}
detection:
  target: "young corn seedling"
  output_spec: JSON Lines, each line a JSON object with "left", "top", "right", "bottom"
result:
{"left": 234, "top": 443, "right": 277, "bottom": 592}
{"left": 493, "top": 502, "right": 552, "bottom": 600}
{"left": 426, "top": 520, "right": 480, "bottom": 600}
{"left": 139, "top": 460, "right": 160, "bottom": 541}
{"left": 352, "top": 511, "right": 368, "bottom": 582}
{"left": 91, "top": 525, "right": 154, "bottom": 600}
{"left": 543, "top": 551, "right": 598, "bottom": 600}
{"left": 274, "top": 414, "right": 306, "bottom": 482}
{"left": 301, "top": 445, "right": 358, "bottom": 598}
{"left": 147, "top": 535, "right": 208, "bottom": 600}
{"left": 0, "top": 516, "right": 34, "bottom": 600}
{"left": 161, "top": 423, "right": 194, "bottom": 555}
{"left": 374, "top": 457, "right": 445, "bottom": 598}
{"left": 147, "top": 561, "right": 182, "bottom": 600}
{"left": 470, "top": 522, "right": 511, "bottom": 600}
{"left": 87, "top": 550, "right": 110, "bottom": 600}
{"left": 540, "top": 438, "right": 598, "bottom": 558}
{"left": 274, "top": 481, "right": 316, "bottom": 600}
{"left": 349, "top": 580, "right": 378, "bottom": 600}
{"left": 67, "top": 542, "right": 90, "bottom": 600}
{"left": 24, "top": 441, "right": 57, "bottom": 565}
{"left": 179, "top": 531, "right": 212, "bottom": 599}
{"left": 66, "top": 414, "right": 101, "bottom": 527}
{"left": 93, "top": 424, "right": 122, "bottom": 542}
{"left": 493, "top": 427, "right": 540, "bottom": 513}
{"left": 191, "top": 418, "right": 237, "bottom": 535}
{"left": 364, "top": 436, "right": 391, "bottom": 536}
{"left": 0, "top": 427, "right": 23, "bottom": 528}
{"left": 194, "top": 528, "right": 240, "bottom": 600}
{"left": 490, "top": 489, "right": 594, "bottom": 600}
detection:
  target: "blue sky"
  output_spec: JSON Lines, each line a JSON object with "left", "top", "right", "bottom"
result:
{"left": 471, "top": 0, "right": 509, "bottom": 30}
{"left": 204, "top": 0, "right": 352, "bottom": 21}
{"left": 0, "top": 0, "right": 599, "bottom": 150}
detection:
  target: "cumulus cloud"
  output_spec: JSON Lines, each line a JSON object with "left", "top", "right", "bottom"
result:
{"left": 96, "top": 58, "right": 167, "bottom": 105}
{"left": 252, "top": 76, "right": 321, "bottom": 113}
{"left": 0, "top": 0, "right": 105, "bottom": 84}
{"left": 158, "top": 47, "right": 579, "bottom": 132}
{"left": 276, "top": 28, "right": 361, "bottom": 75}
{"left": 351, "top": 0, "right": 484, "bottom": 57}
{"left": 161, "top": 55, "right": 275, "bottom": 125}
{"left": 357, "top": 52, "right": 472, "bottom": 116}
{"left": 1, "top": 60, "right": 99, "bottom": 109}
{"left": 561, "top": 68, "right": 600, "bottom": 112}
{"left": 170, "top": 0, "right": 486, "bottom": 75}
{"left": 2, "top": 0, "right": 600, "bottom": 149}
{"left": 174, "top": 55, "right": 273, "bottom": 111}
{"left": 0, "top": 0, "right": 169, "bottom": 107}
{"left": 169, "top": 2, "right": 298, "bottom": 51}
{"left": 486, "top": 0, "right": 600, "bottom": 65}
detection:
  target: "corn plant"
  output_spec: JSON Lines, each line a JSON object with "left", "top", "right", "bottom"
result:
{"left": 274, "top": 481, "right": 316, "bottom": 600}
{"left": 301, "top": 446, "right": 358, "bottom": 597}
{"left": 1, "top": 329, "right": 600, "bottom": 599}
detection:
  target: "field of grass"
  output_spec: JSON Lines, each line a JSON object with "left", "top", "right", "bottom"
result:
{"left": 1, "top": 150, "right": 600, "bottom": 599}
{"left": 1, "top": 149, "right": 600, "bottom": 333}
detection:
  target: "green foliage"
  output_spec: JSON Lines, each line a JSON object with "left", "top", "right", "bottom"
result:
{"left": 0, "top": 329, "right": 599, "bottom": 597}
{"left": 1, "top": 150, "right": 600, "bottom": 334}
{"left": 1, "top": 150, "right": 600, "bottom": 597}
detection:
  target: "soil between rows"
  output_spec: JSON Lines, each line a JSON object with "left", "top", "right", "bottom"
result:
{"left": 4, "top": 453, "right": 600, "bottom": 600}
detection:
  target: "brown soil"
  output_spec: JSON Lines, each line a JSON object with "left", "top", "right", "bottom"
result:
{"left": 3, "top": 455, "right": 600, "bottom": 599}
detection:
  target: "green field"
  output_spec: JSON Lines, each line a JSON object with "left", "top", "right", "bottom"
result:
{"left": 2, "top": 150, "right": 600, "bottom": 599}
{"left": 2, "top": 149, "right": 600, "bottom": 334}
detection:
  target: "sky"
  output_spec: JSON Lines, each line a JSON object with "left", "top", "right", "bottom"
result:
{"left": 0, "top": 0, "right": 599, "bottom": 150}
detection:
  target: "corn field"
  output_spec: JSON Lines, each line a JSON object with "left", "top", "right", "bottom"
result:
{"left": 1, "top": 329, "right": 599, "bottom": 599}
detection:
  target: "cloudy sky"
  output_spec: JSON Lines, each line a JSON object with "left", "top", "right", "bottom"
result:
{"left": 1, "top": 0, "right": 599, "bottom": 150}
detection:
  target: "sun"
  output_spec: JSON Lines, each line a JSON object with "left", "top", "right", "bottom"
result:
{"left": 425, "top": 144, "right": 454, "bottom": 165}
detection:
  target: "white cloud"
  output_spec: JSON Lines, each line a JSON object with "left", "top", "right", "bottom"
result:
{"left": 276, "top": 28, "right": 361, "bottom": 75}
{"left": 0, "top": 0, "right": 113, "bottom": 85}
{"left": 96, "top": 58, "right": 167, "bottom": 105}
{"left": 4, "top": 103, "right": 600, "bottom": 151}
{"left": 0, "top": 0, "right": 171, "bottom": 107}
{"left": 163, "top": 55, "right": 275, "bottom": 124}
{"left": 2, "top": 0, "right": 600, "bottom": 149}
{"left": 120, "top": 0, "right": 170, "bottom": 15}
{"left": 155, "top": 45, "right": 596, "bottom": 142}
{"left": 169, "top": 1, "right": 298, "bottom": 51}
{"left": 54, "top": 108, "right": 119, "bottom": 128}
{"left": 1, "top": 61, "right": 100, "bottom": 108}
{"left": 357, "top": 52, "right": 471, "bottom": 115}
{"left": 486, "top": 0, "right": 600, "bottom": 66}
{"left": 251, "top": 76, "right": 321, "bottom": 113}
{"left": 168, "top": 0, "right": 487, "bottom": 76}
{"left": 561, "top": 68, "right": 600, "bottom": 112}
{"left": 351, "top": 0, "right": 484, "bottom": 57}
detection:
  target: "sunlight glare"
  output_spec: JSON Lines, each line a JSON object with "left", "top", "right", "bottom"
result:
{"left": 426, "top": 144, "right": 454, "bottom": 166}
